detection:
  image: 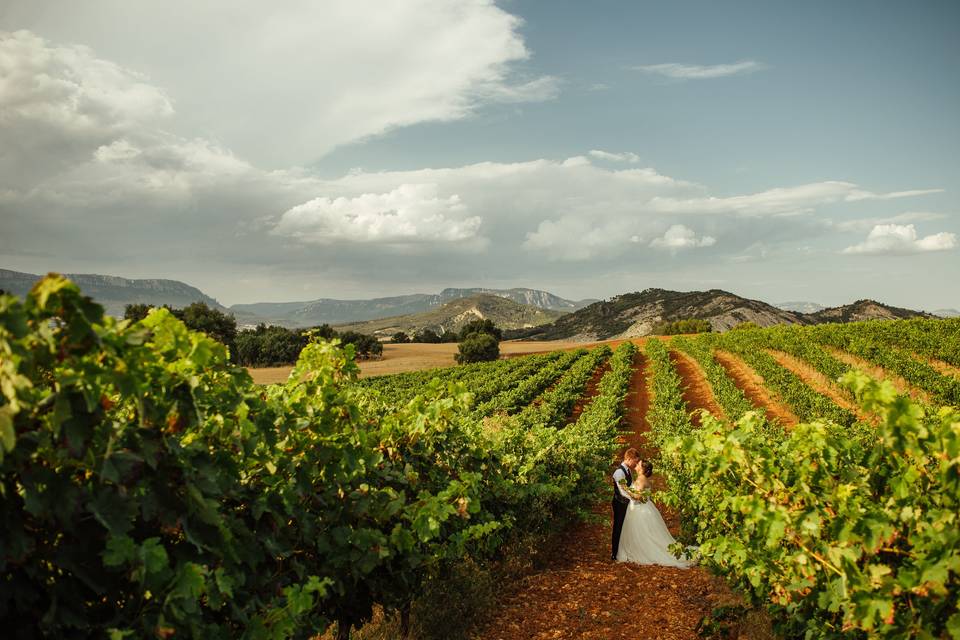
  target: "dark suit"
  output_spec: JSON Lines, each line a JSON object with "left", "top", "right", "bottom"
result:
{"left": 611, "top": 462, "right": 633, "bottom": 560}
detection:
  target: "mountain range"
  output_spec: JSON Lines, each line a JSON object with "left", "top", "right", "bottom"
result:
{"left": 0, "top": 268, "right": 227, "bottom": 318}
{"left": 333, "top": 294, "right": 567, "bottom": 337}
{"left": 508, "top": 289, "right": 935, "bottom": 342}
{"left": 231, "top": 287, "right": 595, "bottom": 327}
{"left": 1, "top": 268, "right": 944, "bottom": 340}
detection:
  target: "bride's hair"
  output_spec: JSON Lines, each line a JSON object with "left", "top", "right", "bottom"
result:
{"left": 640, "top": 459, "right": 654, "bottom": 477}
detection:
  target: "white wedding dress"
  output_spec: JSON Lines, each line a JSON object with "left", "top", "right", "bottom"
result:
{"left": 616, "top": 495, "right": 695, "bottom": 567}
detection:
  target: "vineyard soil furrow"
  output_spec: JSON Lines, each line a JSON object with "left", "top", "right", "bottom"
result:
{"left": 567, "top": 362, "right": 612, "bottom": 424}
{"left": 668, "top": 350, "right": 725, "bottom": 426}
{"left": 764, "top": 349, "right": 865, "bottom": 417}
{"left": 474, "top": 354, "right": 735, "bottom": 640}
{"left": 624, "top": 353, "right": 651, "bottom": 453}
{"left": 713, "top": 349, "right": 799, "bottom": 428}
{"left": 824, "top": 346, "right": 931, "bottom": 404}
{"left": 924, "top": 356, "right": 960, "bottom": 381}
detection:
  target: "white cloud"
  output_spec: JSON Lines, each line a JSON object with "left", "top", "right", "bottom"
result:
{"left": 2, "top": 2, "right": 558, "bottom": 166}
{"left": 650, "top": 225, "right": 716, "bottom": 250}
{"left": 634, "top": 60, "right": 766, "bottom": 80}
{"left": 833, "top": 211, "right": 948, "bottom": 233}
{"left": 649, "top": 181, "right": 942, "bottom": 217}
{"left": 272, "top": 184, "right": 483, "bottom": 246}
{"left": 842, "top": 224, "right": 957, "bottom": 255}
{"left": 0, "top": 29, "right": 174, "bottom": 187}
{"left": 588, "top": 149, "right": 641, "bottom": 163}
{"left": 523, "top": 216, "right": 646, "bottom": 261}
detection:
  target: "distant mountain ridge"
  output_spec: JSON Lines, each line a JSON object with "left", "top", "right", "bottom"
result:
{"left": 0, "top": 269, "right": 226, "bottom": 317}
{"left": 231, "top": 287, "right": 593, "bottom": 327}
{"left": 931, "top": 308, "right": 960, "bottom": 318}
{"left": 805, "top": 299, "right": 935, "bottom": 324}
{"left": 776, "top": 301, "right": 827, "bottom": 314}
{"left": 333, "top": 294, "right": 567, "bottom": 338}
{"left": 509, "top": 288, "right": 934, "bottom": 342}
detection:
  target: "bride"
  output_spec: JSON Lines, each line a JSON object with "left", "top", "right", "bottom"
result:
{"left": 616, "top": 459, "right": 696, "bottom": 567}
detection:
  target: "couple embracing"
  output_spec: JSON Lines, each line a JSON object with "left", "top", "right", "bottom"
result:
{"left": 611, "top": 447, "right": 695, "bottom": 567}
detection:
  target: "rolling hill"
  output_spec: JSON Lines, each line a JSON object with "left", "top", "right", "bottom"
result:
{"left": 508, "top": 288, "right": 932, "bottom": 342}
{"left": 0, "top": 269, "right": 226, "bottom": 318}
{"left": 805, "top": 299, "right": 936, "bottom": 324}
{"left": 332, "top": 294, "right": 566, "bottom": 338}
{"left": 230, "top": 287, "right": 593, "bottom": 327}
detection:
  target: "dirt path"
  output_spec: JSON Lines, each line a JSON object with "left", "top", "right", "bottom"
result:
{"left": 713, "top": 350, "right": 799, "bottom": 428}
{"left": 668, "top": 350, "right": 725, "bottom": 427}
{"left": 473, "top": 354, "right": 735, "bottom": 640}
{"left": 567, "top": 362, "right": 612, "bottom": 424}
{"left": 824, "top": 346, "right": 931, "bottom": 405}
{"left": 764, "top": 349, "right": 865, "bottom": 415}
{"left": 923, "top": 355, "right": 960, "bottom": 380}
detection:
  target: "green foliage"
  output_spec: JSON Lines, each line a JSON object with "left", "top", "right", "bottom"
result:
{"left": 714, "top": 330, "right": 859, "bottom": 427}
{"left": 474, "top": 349, "right": 584, "bottom": 416}
{"left": 729, "top": 321, "right": 760, "bottom": 331}
{"left": 514, "top": 346, "right": 610, "bottom": 429}
{"left": 413, "top": 328, "right": 441, "bottom": 343}
{"left": 664, "top": 373, "right": 960, "bottom": 638}
{"left": 337, "top": 330, "right": 384, "bottom": 359}
{"left": 232, "top": 324, "right": 380, "bottom": 367}
{"left": 391, "top": 331, "right": 411, "bottom": 344}
{"left": 652, "top": 318, "right": 712, "bottom": 336}
{"left": 0, "top": 276, "right": 627, "bottom": 638}
{"left": 458, "top": 319, "right": 502, "bottom": 342}
{"left": 124, "top": 301, "right": 237, "bottom": 353}
{"left": 455, "top": 332, "right": 500, "bottom": 364}
{"left": 671, "top": 335, "right": 763, "bottom": 424}
{"left": 234, "top": 323, "right": 309, "bottom": 366}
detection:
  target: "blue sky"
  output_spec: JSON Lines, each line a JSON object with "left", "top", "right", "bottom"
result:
{"left": 1, "top": 0, "right": 958, "bottom": 309}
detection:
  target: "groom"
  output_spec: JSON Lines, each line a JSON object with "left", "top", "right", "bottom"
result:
{"left": 611, "top": 447, "right": 642, "bottom": 561}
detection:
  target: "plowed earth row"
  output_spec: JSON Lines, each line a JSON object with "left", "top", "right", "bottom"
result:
{"left": 712, "top": 350, "right": 799, "bottom": 427}
{"left": 474, "top": 354, "right": 736, "bottom": 640}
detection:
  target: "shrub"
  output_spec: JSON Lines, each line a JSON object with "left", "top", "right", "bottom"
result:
{"left": 651, "top": 318, "right": 712, "bottom": 335}
{"left": 455, "top": 332, "right": 500, "bottom": 364}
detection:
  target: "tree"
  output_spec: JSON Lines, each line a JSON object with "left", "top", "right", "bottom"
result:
{"left": 123, "top": 303, "right": 155, "bottom": 322}
{"left": 651, "top": 318, "right": 712, "bottom": 336}
{"left": 439, "top": 330, "right": 459, "bottom": 343}
{"left": 413, "top": 329, "right": 441, "bottom": 344}
{"left": 392, "top": 331, "right": 411, "bottom": 344}
{"left": 179, "top": 303, "right": 237, "bottom": 346}
{"left": 455, "top": 332, "right": 499, "bottom": 364}
{"left": 125, "top": 303, "right": 238, "bottom": 357}
{"left": 458, "top": 319, "right": 502, "bottom": 342}
{"left": 310, "top": 324, "right": 338, "bottom": 340}
{"left": 338, "top": 331, "right": 383, "bottom": 359}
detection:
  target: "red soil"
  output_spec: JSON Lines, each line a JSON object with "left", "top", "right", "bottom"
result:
{"left": 668, "top": 350, "right": 725, "bottom": 427}
{"left": 473, "top": 353, "right": 735, "bottom": 640}
{"left": 713, "top": 350, "right": 799, "bottom": 428}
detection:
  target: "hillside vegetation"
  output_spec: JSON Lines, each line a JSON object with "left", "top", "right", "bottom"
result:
{"left": 333, "top": 294, "right": 565, "bottom": 338}
{"left": 509, "top": 288, "right": 933, "bottom": 341}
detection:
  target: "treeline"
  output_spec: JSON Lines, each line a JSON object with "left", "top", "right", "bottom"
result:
{"left": 124, "top": 303, "right": 383, "bottom": 366}
{"left": 650, "top": 318, "right": 712, "bottom": 335}
{"left": 391, "top": 329, "right": 458, "bottom": 343}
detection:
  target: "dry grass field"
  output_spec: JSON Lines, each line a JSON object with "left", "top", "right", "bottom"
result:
{"left": 246, "top": 337, "right": 664, "bottom": 384}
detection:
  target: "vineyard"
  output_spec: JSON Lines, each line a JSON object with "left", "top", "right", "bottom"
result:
{"left": 1, "top": 277, "right": 959, "bottom": 639}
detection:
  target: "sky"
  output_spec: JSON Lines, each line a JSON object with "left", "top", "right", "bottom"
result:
{"left": 1, "top": 0, "right": 958, "bottom": 309}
